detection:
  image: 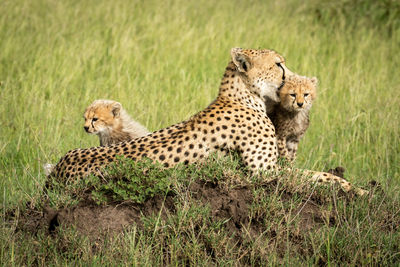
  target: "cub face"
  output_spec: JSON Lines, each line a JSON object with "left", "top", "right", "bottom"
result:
{"left": 83, "top": 100, "right": 122, "bottom": 135}
{"left": 279, "top": 76, "right": 317, "bottom": 112}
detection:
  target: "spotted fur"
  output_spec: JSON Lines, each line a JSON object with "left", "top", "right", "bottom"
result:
{"left": 269, "top": 75, "right": 317, "bottom": 162}
{"left": 50, "top": 48, "right": 367, "bottom": 196}
{"left": 83, "top": 99, "right": 149, "bottom": 146}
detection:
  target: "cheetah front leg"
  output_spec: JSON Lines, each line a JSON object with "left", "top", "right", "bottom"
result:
{"left": 242, "top": 149, "right": 368, "bottom": 196}
{"left": 298, "top": 169, "right": 369, "bottom": 196}
{"left": 240, "top": 139, "right": 279, "bottom": 175}
{"left": 237, "top": 131, "right": 368, "bottom": 196}
{"left": 276, "top": 136, "right": 292, "bottom": 163}
{"left": 286, "top": 139, "right": 299, "bottom": 163}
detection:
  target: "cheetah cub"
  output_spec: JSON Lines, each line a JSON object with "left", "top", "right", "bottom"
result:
{"left": 83, "top": 99, "right": 150, "bottom": 146}
{"left": 269, "top": 75, "right": 317, "bottom": 162}
{"left": 43, "top": 100, "right": 149, "bottom": 176}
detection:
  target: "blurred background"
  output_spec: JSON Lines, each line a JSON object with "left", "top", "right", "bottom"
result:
{"left": 1, "top": 0, "right": 399, "bottom": 205}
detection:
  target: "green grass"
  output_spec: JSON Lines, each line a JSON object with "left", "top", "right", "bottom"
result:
{"left": 1, "top": 0, "right": 399, "bottom": 265}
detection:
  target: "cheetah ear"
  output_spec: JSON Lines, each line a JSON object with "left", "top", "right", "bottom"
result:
{"left": 111, "top": 102, "right": 122, "bottom": 117}
{"left": 231, "top": 48, "right": 251, "bottom": 73}
{"left": 310, "top": 77, "right": 318, "bottom": 86}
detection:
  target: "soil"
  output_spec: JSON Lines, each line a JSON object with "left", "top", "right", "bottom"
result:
{"left": 15, "top": 179, "right": 329, "bottom": 240}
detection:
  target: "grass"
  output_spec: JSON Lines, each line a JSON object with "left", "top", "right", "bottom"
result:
{"left": 0, "top": 0, "right": 399, "bottom": 265}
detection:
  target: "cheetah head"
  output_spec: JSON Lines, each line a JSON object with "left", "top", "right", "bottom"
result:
{"left": 279, "top": 75, "right": 318, "bottom": 112}
{"left": 231, "top": 48, "right": 295, "bottom": 103}
{"left": 83, "top": 99, "right": 123, "bottom": 135}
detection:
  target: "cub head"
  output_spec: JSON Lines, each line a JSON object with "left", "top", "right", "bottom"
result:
{"left": 83, "top": 100, "right": 122, "bottom": 135}
{"left": 230, "top": 48, "right": 296, "bottom": 103}
{"left": 279, "top": 75, "right": 317, "bottom": 112}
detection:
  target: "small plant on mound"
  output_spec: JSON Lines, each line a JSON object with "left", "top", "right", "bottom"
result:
{"left": 86, "top": 157, "right": 174, "bottom": 204}
{"left": 88, "top": 153, "right": 250, "bottom": 204}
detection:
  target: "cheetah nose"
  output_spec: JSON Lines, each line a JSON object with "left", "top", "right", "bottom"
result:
{"left": 84, "top": 126, "right": 89, "bottom": 132}
{"left": 297, "top": 102, "right": 303, "bottom": 107}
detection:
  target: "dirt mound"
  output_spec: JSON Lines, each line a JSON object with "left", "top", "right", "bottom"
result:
{"left": 15, "top": 180, "right": 329, "bottom": 241}
{"left": 9, "top": 170, "right": 398, "bottom": 265}
{"left": 6, "top": 153, "right": 399, "bottom": 266}
{"left": 16, "top": 195, "right": 176, "bottom": 238}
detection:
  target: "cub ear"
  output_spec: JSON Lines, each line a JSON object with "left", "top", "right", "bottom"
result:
{"left": 111, "top": 102, "right": 122, "bottom": 117}
{"left": 231, "top": 47, "right": 251, "bottom": 73}
{"left": 310, "top": 77, "right": 318, "bottom": 86}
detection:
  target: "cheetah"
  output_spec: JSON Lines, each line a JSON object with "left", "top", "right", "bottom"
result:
{"left": 83, "top": 99, "right": 150, "bottom": 146}
{"left": 43, "top": 100, "right": 149, "bottom": 176}
{"left": 269, "top": 75, "right": 317, "bottom": 162}
{"left": 49, "top": 48, "right": 367, "bottom": 196}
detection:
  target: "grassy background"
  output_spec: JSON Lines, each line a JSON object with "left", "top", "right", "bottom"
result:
{"left": 1, "top": 0, "right": 399, "bottom": 207}
{"left": 1, "top": 0, "right": 400, "bottom": 265}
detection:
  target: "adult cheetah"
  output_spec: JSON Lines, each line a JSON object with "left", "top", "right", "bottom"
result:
{"left": 49, "top": 48, "right": 367, "bottom": 195}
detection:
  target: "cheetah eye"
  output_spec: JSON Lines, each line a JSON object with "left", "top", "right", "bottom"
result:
{"left": 304, "top": 93, "right": 309, "bottom": 97}
{"left": 290, "top": 94, "right": 296, "bottom": 97}
{"left": 92, "top": 118, "right": 98, "bottom": 122}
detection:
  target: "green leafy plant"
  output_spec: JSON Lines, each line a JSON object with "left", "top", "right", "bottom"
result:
{"left": 87, "top": 157, "right": 174, "bottom": 204}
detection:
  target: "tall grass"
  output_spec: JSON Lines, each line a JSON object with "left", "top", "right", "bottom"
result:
{"left": 1, "top": 0, "right": 399, "bottom": 205}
